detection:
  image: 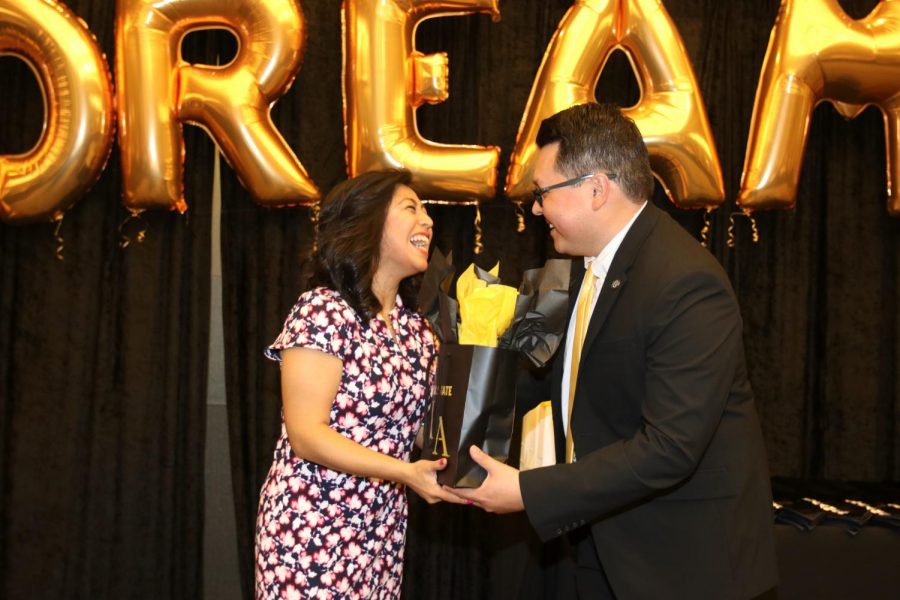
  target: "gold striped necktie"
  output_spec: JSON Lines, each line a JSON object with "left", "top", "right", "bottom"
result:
{"left": 566, "top": 266, "right": 597, "bottom": 463}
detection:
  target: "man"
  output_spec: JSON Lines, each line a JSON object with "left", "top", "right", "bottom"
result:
{"left": 450, "top": 103, "right": 777, "bottom": 599}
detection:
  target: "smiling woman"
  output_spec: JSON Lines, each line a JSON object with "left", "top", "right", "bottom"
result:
{"left": 254, "top": 169, "right": 460, "bottom": 600}
{"left": 377, "top": 184, "right": 434, "bottom": 299}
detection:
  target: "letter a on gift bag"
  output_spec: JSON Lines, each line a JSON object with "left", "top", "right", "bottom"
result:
{"left": 424, "top": 344, "right": 518, "bottom": 487}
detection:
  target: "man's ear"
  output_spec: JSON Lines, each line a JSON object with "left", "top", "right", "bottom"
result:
{"left": 590, "top": 176, "right": 607, "bottom": 209}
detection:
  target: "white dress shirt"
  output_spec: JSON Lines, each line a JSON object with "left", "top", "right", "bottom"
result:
{"left": 560, "top": 202, "right": 647, "bottom": 436}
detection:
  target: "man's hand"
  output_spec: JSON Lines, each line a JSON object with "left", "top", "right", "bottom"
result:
{"left": 444, "top": 445, "right": 525, "bottom": 513}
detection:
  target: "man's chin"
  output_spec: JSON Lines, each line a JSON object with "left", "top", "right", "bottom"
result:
{"left": 550, "top": 235, "right": 566, "bottom": 254}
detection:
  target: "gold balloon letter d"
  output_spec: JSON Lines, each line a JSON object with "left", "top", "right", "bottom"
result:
{"left": 0, "top": 0, "right": 114, "bottom": 223}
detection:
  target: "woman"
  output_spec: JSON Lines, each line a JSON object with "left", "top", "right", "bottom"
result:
{"left": 255, "top": 170, "right": 456, "bottom": 599}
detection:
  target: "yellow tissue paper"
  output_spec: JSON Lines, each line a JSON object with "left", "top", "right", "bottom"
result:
{"left": 455, "top": 263, "right": 495, "bottom": 301}
{"left": 457, "top": 263, "right": 518, "bottom": 347}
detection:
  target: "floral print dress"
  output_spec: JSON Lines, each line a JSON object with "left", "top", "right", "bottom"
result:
{"left": 255, "top": 287, "right": 436, "bottom": 600}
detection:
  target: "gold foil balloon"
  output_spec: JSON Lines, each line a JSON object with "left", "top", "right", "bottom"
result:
{"left": 739, "top": 0, "right": 900, "bottom": 216}
{"left": 0, "top": 0, "right": 115, "bottom": 223}
{"left": 505, "top": 0, "right": 724, "bottom": 209}
{"left": 116, "top": 0, "right": 317, "bottom": 213}
{"left": 343, "top": 0, "right": 501, "bottom": 201}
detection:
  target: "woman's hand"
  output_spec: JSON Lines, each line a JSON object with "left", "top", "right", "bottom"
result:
{"left": 404, "top": 458, "right": 466, "bottom": 504}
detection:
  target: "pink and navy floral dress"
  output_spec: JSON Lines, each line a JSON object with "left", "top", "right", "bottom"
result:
{"left": 255, "top": 287, "right": 436, "bottom": 600}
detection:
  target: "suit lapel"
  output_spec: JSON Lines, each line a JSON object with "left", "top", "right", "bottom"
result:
{"left": 579, "top": 203, "right": 660, "bottom": 361}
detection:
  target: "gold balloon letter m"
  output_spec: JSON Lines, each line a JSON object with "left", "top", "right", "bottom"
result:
{"left": 343, "top": 0, "right": 501, "bottom": 201}
{"left": 740, "top": 0, "right": 900, "bottom": 216}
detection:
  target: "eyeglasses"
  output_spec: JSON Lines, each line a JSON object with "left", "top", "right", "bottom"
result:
{"left": 531, "top": 173, "right": 617, "bottom": 207}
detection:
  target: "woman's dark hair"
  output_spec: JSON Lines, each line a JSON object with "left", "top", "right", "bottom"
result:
{"left": 305, "top": 169, "right": 421, "bottom": 321}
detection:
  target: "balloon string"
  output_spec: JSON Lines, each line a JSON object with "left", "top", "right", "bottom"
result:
{"left": 726, "top": 210, "right": 760, "bottom": 248}
{"left": 515, "top": 201, "right": 526, "bottom": 233}
{"left": 473, "top": 204, "right": 483, "bottom": 255}
{"left": 52, "top": 213, "right": 65, "bottom": 261}
{"left": 310, "top": 201, "right": 321, "bottom": 254}
{"left": 119, "top": 209, "right": 147, "bottom": 248}
{"left": 699, "top": 208, "right": 711, "bottom": 248}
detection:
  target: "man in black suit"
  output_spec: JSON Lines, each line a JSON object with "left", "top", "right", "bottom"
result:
{"left": 449, "top": 103, "right": 777, "bottom": 599}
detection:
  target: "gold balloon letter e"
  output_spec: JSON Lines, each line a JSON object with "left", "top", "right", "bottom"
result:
{"left": 116, "top": 0, "right": 318, "bottom": 213}
{"left": 506, "top": 0, "right": 724, "bottom": 209}
{"left": 739, "top": 0, "right": 900, "bottom": 216}
{"left": 343, "top": 0, "right": 501, "bottom": 201}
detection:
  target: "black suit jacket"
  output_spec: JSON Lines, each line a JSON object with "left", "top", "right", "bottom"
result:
{"left": 520, "top": 203, "right": 778, "bottom": 599}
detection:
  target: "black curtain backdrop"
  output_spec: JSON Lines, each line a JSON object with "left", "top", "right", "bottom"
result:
{"left": 0, "top": 2, "right": 215, "bottom": 597}
{"left": 1, "top": 0, "right": 898, "bottom": 598}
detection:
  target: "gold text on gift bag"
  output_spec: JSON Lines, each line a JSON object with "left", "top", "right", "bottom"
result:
{"left": 429, "top": 385, "right": 454, "bottom": 459}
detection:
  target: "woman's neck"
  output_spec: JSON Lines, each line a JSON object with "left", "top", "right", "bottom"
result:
{"left": 371, "top": 272, "right": 398, "bottom": 316}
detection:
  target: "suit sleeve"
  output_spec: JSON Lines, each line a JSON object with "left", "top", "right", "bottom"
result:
{"left": 520, "top": 267, "right": 744, "bottom": 541}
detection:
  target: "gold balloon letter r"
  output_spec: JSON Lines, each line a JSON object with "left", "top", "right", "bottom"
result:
{"left": 116, "top": 0, "right": 318, "bottom": 213}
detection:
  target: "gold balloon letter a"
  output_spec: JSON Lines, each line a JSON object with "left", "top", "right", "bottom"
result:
{"left": 116, "top": 0, "right": 318, "bottom": 213}
{"left": 739, "top": 0, "right": 900, "bottom": 216}
{"left": 506, "top": 0, "right": 723, "bottom": 209}
{"left": 343, "top": 0, "right": 501, "bottom": 201}
{"left": 0, "top": 0, "right": 115, "bottom": 223}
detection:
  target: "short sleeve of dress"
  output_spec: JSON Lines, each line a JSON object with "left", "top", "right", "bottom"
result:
{"left": 264, "top": 287, "right": 357, "bottom": 363}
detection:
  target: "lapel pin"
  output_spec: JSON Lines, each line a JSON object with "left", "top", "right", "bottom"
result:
{"left": 610, "top": 279, "right": 621, "bottom": 289}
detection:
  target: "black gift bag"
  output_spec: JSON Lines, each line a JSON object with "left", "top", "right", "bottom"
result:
{"left": 423, "top": 343, "right": 518, "bottom": 488}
